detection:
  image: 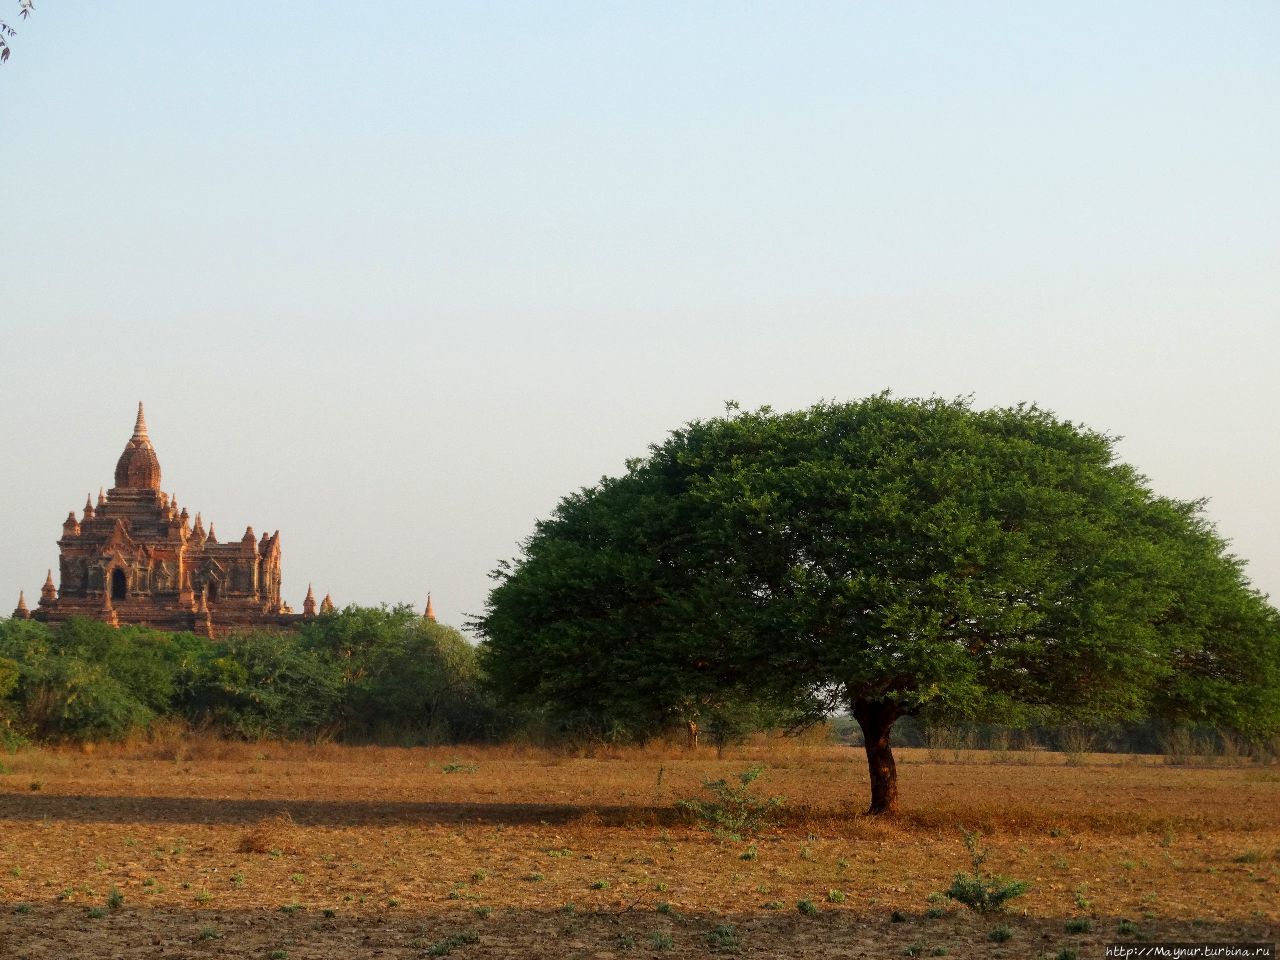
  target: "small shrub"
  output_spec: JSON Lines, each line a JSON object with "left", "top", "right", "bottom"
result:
{"left": 1065, "top": 917, "right": 1092, "bottom": 933}
{"left": 427, "top": 931, "right": 479, "bottom": 956}
{"left": 889, "top": 908, "right": 906, "bottom": 921}
{"left": 943, "top": 831, "right": 1030, "bottom": 914}
{"left": 442, "top": 759, "right": 478, "bottom": 774}
{"left": 740, "top": 845, "right": 757, "bottom": 861}
{"left": 677, "top": 766, "right": 784, "bottom": 838}
{"left": 13, "top": 903, "right": 31, "bottom": 915}
{"left": 828, "top": 890, "right": 847, "bottom": 904}
{"left": 197, "top": 927, "right": 221, "bottom": 940}
{"left": 590, "top": 879, "right": 610, "bottom": 890}
{"left": 87, "top": 906, "right": 108, "bottom": 919}
{"left": 649, "top": 931, "right": 673, "bottom": 951}
{"left": 988, "top": 925, "right": 1013, "bottom": 942}
{"left": 796, "top": 899, "right": 819, "bottom": 916}
{"left": 1117, "top": 919, "right": 1139, "bottom": 936}
{"left": 106, "top": 887, "right": 124, "bottom": 910}
{"left": 763, "top": 900, "right": 784, "bottom": 910}
{"left": 1057, "top": 950, "right": 1079, "bottom": 960}
{"left": 706, "top": 924, "right": 739, "bottom": 953}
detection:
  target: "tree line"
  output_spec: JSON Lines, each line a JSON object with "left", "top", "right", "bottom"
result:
{"left": 3, "top": 396, "right": 1278, "bottom": 818}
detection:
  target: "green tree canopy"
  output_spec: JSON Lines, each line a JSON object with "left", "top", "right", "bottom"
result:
{"left": 478, "top": 395, "right": 1280, "bottom": 813}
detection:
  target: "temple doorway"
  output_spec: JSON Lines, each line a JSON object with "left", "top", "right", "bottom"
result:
{"left": 110, "top": 568, "right": 127, "bottom": 601}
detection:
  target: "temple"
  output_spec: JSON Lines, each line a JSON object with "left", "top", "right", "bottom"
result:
{"left": 12, "top": 404, "right": 319, "bottom": 638}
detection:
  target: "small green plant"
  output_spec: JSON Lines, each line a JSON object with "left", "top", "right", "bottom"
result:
{"left": 988, "top": 925, "right": 1013, "bottom": 942}
{"left": 656, "top": 901, "right": 675, "bottom": 915}
{"left": 194, "top": 888, "right": 211, "bottom": 904}
{"left": 903, "top": 943, "right": 924, "bottom": 957}
{"left": 796, "top": 899, "right": 819, "bottom": 916}
{"left": 616, "top": 933, "right": 636, "bottom": 950}
{"left": 278, "top": 903, "right": 303, "bottom": 914}
{"left": 591, "top": 879, "right": 610, "bottom": 890}
{"left": 270, "top": 951, "right": 289, "bottom": 960}
{"left": 426, "top": 931, "right": 479, "bottom": 956}
{"left": 1233, "top": 850, "right": 1265, "bottom": 863}
{"left": 943, "top": 831, "right": 1030, "bottom": 914}
{"left": 13, "top": 903, "right": 31, "bottom": 915}
{"left": 740, "top": 845, "right": 758, "bottom": 861}
{"left": 1065, "top": 917, "right": 1092, "bottom": 933}
{"left": 525, "top": 871, "right": 544, "bottom": 882}
{"left": 442, "top": 760, "right": 478, "bottom": 774}
{"left": 763, "top": 900, "right": 784, "bottom": 910}
{"left": 473, "top": 906, "right": 491, "bottom": 918}
{"left": 677, "top": 766, "right": 784, "bottom": 838}
{"left": 87, "top": 906, "right": 108, "bottom": 919}
{"left": 29, "top": 779, "right": 42, "bottom": 791}
{"left": 106, "top": 887, "right": 124, "bottom": 910}
{"left": 706, "top": 924, "right": 739, "bottom": 953}
{"left": 471, "top": 869, "right": 488, "bottom": 883}
{"left": 649, "top": 930, "right": 673, "bottom": 950}
{"left": 1057, "top": 950, "right": 1079, "bottom": 960}
{"left": 322, "top": 908, "right": 337, "bottom": 918}
{"left": 828, "top": 890, "right": 847, "bottom": 904}
{"left": 231, "top": 871, "right": 245, "bottom": 888}
{"left": 198, "top": 927, "right": 221, "bottom": 940}
{"left": 924, "top": 906, "right": 946, "bottom": 919}
{"left": 889, "top": 908, "right": 906, "bottom": 921}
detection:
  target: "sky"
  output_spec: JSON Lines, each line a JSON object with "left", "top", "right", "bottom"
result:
{"left": 1, "top": 2, "right": 1277, "bottom": 631}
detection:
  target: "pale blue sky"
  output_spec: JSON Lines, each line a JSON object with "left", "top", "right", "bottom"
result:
{"left": 2, "top": 2, "right": 1277, "bottom": 628}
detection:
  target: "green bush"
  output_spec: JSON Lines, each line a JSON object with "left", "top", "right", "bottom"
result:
{"left": 943, "top": 831, "right": 1031, "bottom": 914}
{"left": 678, "top": 766, "right": 784, "bottom": 838}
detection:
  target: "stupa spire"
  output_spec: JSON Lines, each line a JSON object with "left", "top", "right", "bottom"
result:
{"left": 303, "top": 584, "right": 316, "bottom": 617}
{"left": 12, "top": 591, "right": 29, "bottom": 619}
{"left": 133, "top": 401, "right": 149, "bottom": 438}
{"left": 424, "top": 593, "right": 436, "bottom": 622}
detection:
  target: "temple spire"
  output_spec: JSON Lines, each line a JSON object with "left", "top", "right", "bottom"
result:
{"left": 424, "top": 593, "right": 436, "bottom": 622}
{"left": 320, "top": 593, "right": 334, "bottom": 615}
{"left": 303, "top": 584, "right": 316, "bottom": 618}
{"left": 133, "top": 401, "right": 149, "bottom": 439}
{"left": 41, "top": 569, "right": 56, "bottom": 602}
{"left": 12, "top": 591, "right": 29, "bottom": 619}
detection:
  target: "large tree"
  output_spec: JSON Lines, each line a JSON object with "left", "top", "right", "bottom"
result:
{"left": 478, "top": 396, "right": 1280, "bottom": 814}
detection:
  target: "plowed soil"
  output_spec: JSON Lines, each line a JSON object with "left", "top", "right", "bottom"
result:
{"left": 1, "top": 740, "right": 1276, "bottom": 958}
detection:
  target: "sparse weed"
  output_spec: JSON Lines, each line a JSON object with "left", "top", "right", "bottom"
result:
{"left": 706, "top": 923, "right": 739, "bottom": 953}
{"left": 106, "top": 887, "right": 124, "bottom": 910}
{"left": 943, "top": 831, "right": 1030, "bottom": 914}
{"left": 649, "top": 931, "right": 673, "bottom": 950}
{"left": 827, "top": 889, "right": 847, "bottom": 904}
{"left": 988, "top": 924, "right": 1013, "bottom": 942}
{"left": 426, "top": 931, "right": 479, "bottom": 956}
{"left": 677, "top": 766, "right": 783, "bottom": 838}
{"left": 198, "top": 927, "right": 221, "bottom": 940}
{"left": 796, "top": 899, "right": 819, "bottom": 916}
{"left": 442, "top": 759, "right": 478, "bottom": 774}
{"left": 1065, "top": 917, "right": 1092, "bottom": 933}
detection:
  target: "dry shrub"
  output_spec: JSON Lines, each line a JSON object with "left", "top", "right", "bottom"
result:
{"left": 238, "top": 811, "right": 303, "bottom": 855}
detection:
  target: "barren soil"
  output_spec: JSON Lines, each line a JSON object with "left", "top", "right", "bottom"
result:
{"left": 0, "top": 740, "right": 1276, "bottom": 958}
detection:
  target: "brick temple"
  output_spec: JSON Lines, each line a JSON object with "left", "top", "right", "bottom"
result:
{"left": 11, "top": 404, "right": 330, "bottom": 637}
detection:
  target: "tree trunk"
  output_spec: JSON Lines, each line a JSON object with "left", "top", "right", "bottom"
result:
{"left": 686, "top": 719, "right": 699, "bottom": 750}
{"left": 853, "top": 698, "right": 902, "bottom": 816}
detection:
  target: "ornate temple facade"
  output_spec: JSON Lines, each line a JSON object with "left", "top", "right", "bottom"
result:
{"left": 12, "top": 404, "right": 314, "bottom": 638}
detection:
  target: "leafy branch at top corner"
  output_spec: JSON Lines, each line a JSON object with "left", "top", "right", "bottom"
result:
{"left": 1, "top": 1, "right": 35, "bottom": 64}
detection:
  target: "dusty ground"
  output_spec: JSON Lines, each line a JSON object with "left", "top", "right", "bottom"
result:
{"left": 0, "top": 739, "right": 1276, "bottom": 958}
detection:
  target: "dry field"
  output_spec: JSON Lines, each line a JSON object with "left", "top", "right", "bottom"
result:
{"left": 0, "top": 738, "right": 1276, "bottom": 959}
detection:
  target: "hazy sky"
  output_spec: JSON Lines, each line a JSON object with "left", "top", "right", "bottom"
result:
{"left": 2, "top": 2, "right": 1277, "bottom": 630}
